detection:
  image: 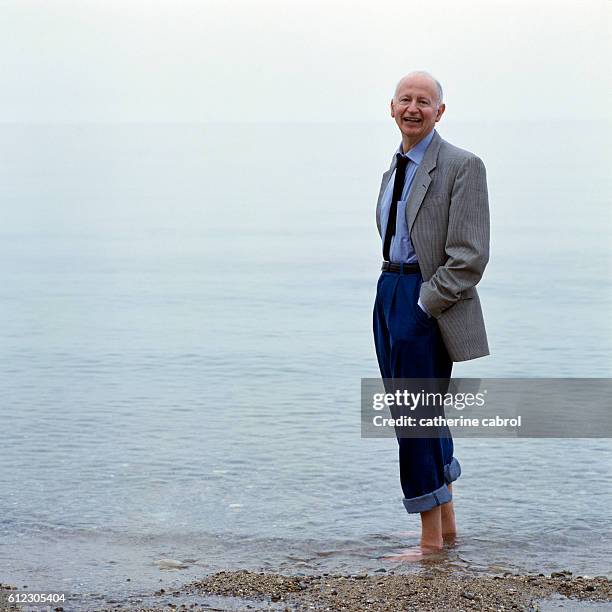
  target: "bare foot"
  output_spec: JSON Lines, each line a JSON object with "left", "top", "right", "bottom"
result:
{"left": 442, "top": 532, "right": 457, "bottom": 547}
{"left": 383, "top": 544, "right": 444, "bottom": 562}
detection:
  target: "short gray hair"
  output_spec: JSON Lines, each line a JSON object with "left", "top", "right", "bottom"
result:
{"left": 394, "top": 71, "right": 444, "bottom": 105}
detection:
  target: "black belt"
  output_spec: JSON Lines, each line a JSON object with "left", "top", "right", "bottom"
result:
{"left": 381, "top": 261, "right": 420, "bottom": 274}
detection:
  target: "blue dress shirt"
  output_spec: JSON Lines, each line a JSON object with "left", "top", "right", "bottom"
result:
{"left": 380, "top": 129, "right": 436, "bottom": 316}
{"left": 380, "top": 129, "right": 436, "bottom": 264}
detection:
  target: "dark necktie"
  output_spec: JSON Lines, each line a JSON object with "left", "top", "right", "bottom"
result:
{"left": 383, "top": 153, "right": 409, "bottom": 261}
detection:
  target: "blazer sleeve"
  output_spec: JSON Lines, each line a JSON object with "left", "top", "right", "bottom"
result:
{"left": 419, "top": 155, "right": 490, "bottom": 318}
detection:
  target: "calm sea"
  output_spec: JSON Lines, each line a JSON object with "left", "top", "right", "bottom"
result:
{"left": 1, "top": 121, "right": 611, "bottom": 606}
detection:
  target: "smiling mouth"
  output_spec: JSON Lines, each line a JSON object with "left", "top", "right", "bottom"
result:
{"left": 403, "top": 117, "right": 422, "bottom": 124}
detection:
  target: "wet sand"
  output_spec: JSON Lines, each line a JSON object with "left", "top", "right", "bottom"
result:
{"left": 2, "top": 570, "right": 611, "bottom": 611}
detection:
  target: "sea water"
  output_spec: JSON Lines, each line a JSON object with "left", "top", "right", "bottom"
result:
{"left": 0, "top": 121, "right": 610, "bottom": 604}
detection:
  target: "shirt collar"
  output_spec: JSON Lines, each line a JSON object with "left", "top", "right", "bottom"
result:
{"left": 396, "top": 129, "right": 436, "bottom": 165}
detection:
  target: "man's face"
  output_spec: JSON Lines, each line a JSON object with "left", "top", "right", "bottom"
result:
{"left": 390, "top": 76, "right": 445, "bottom": 146}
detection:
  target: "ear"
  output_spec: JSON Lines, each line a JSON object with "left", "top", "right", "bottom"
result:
{"left": 390, "top": 99, "right": 396, "bottom": 118}
{"left": 435, "top": 103, "right": 446, "bottom": 122}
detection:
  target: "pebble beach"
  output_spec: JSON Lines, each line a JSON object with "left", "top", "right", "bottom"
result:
{"left": 2, "top": 570, "right": 611, "bottom": 611}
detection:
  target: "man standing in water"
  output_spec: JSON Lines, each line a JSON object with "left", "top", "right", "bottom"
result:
{"left": 373, "top": 71, "right": 490, "bottom": 556}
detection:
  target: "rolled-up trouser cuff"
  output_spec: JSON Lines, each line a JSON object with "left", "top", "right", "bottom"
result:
{"left": 444, "top": 457, "right": 461, "bottom": 484}
{"left": 402, "top": 458, "right": 461, "bottom": 514}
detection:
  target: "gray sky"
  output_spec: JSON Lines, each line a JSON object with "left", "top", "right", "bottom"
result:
{"left": 1, "top": 0, "right": 610, "bottom": 122}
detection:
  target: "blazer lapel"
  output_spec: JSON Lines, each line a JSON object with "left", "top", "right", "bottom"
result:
{"left": 407, "top": 131, "right": 442, "bottom": 236}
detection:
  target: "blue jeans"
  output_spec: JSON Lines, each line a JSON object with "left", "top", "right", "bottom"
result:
{"left": 373, "top": 270, "right": 461, "bottom": 513}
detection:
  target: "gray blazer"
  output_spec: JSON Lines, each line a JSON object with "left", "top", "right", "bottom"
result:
{"left": 376, "top": 130, "right": 490, "bottom": 362}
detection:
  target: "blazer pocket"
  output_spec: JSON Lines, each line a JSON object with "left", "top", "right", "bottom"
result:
{"left": 440, "top": 290, "right": 475, "bottom": 315}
